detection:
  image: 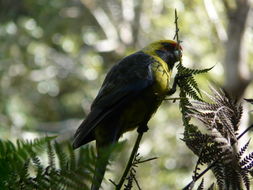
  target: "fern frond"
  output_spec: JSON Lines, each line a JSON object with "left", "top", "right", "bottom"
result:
{"left": 47, "top": 139, "right": 56, "bottom": 170}
{"left": 188, "top": 101, "right": 220, "bottom": 111}
{"left": 0, "top": 137, "right": 99, "bottom": 190}
{"left": 68, "top": 143, "right": 76, "bottom": 170}
{"left": 176, "top": 63, "right": 212, "bottom": 105}
{"left": 180, "top": 81, "right": 202, "bottom": 101}
{"left": 54, "top": 142, "right": 68, "bottom": 170}
{"left": 238, "top": 139, "right": 251, "bottom": 158}
{"left": 212, "top": 163, "right": 225, "bottom": 189}
{"left": 196, "top": 178, "right": 204, "bottom": 190}
{"left": 241, "top": 169, "right": 250, "bottom": 190}
{"left": 240, "top": 152, "right": 253, "bottom": 168}
{"left": 181, "top": 87, "right": 253, "bottom": 190}
{"left": 176, "top": 63, "right": 213, "bottom": 75}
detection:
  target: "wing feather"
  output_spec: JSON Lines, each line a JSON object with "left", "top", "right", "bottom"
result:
{"left": 73, "top": 52, "right": 154, "bottom": 148}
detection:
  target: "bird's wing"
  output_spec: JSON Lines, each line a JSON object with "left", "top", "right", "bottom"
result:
{"left": 92, "top": 51, "right": 154, "bottom": 108}
{"left": 73, "top": 51, "right": 154, "bottom": 148}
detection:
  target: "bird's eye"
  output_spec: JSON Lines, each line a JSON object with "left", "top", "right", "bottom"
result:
{"left": 174, "top": 50, "right": 182, "bottom": 61}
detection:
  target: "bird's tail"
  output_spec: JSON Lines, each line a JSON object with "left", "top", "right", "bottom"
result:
{"left": 91, "top": 146, "right": 111, "bottom": 190}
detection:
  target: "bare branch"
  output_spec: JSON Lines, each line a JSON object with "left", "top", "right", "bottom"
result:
{"left": 173, "top": 9, "right": 181, "bottom": 44}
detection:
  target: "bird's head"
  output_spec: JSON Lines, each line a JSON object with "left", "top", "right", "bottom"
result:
{"left": 143, "top": 40, "right": 182, "bottom": 69}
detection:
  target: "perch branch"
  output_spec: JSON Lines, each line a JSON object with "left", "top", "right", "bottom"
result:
{"left": 115, "top": 130, "right": 145, "bottom": 190}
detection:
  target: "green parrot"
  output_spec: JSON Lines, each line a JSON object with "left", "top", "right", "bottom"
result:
{"left": 73, "top": 40, "right": 182, "bottom": 190}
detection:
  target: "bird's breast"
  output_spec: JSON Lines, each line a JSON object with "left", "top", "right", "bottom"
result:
{"left": 120, "top": 88, "right": 163, "bottom": 133}
{"left": 119, "top": 60, "right": 171, "bottom": 133}
{"left": 151, "top": 60, "right": 171, "bottom": 96}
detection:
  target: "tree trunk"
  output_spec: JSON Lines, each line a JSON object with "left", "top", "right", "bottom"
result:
{"left": 223, "top": 0, "right": 252, "bottom": 99}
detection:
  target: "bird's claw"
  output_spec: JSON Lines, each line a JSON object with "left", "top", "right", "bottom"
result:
{"left": 167, "top": 73, "right": 192, "bottom": 96}
{"left": 137, "top": 124, "right": 149, "bottom": 133}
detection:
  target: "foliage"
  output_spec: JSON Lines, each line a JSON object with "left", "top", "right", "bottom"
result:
{"left": 180, "top": 86, "right": 253, "bottom": 190}
{"left": 0, "top": 136, "right": 97, "bottom": 190}
{"left": 173, "top": 8, "right": 253, "bottom": 190}
{"left": 176, "top": 62, "right": 212, "bottom": 124}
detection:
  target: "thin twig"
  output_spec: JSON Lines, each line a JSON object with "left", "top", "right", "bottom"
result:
{"left": 164, "top": 97, "right": 187, "bottom": 102}
{"left": 133, "top": 175, "right": 142, "bottom": 190}
{"left": 173, "top": 9, "right": 180, "bottom": 43}
{"left": 237, "top": 124, "right": 253, "bottom": 140}
{"left": 115, "top": 131, "right": 144, "bottom": 190}
{"left": 109, "top": 179, "right": 117, "bottom": 186}
{"left": 182, "top": 124, "right": 253, "bottom": 190}
{"left": 173, "top": 9, "right": 183, "bottom": 75}
{"left": 136, "top": 157, "right": 158, "bottom": 164}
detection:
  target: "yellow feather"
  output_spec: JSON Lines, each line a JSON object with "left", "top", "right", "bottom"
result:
{"left": 142, "top": 40, "right": 176, "bottom": 95}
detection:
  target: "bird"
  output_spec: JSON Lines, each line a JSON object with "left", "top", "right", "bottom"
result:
{"left": 73, "top": 40, "right": 182, "bottom": 190}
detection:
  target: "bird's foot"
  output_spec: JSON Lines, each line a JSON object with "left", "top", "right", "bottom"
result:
{"left": 137, "top": 124, "right": 149, "bottom": 133}
{"left": 167, "top": 73, "right": 192, "bottom": 95}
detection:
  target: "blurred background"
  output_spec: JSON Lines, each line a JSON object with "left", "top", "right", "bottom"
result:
{"left": 0, "top": 0, "right": 252, "bottom": 189}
